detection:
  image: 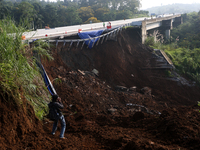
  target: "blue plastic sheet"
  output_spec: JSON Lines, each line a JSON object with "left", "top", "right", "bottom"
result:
{"left": 78, "top": 30, "right": 104, "bottom": 49}
{"left": 41, "top": 65, "right": 57, "bottom": 95}
{"left": 36, "top": 61, "right": 57, "bottom": 95}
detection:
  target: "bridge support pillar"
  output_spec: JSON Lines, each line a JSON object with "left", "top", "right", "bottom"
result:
{"left": 173, "top": 16, "right": 183, "bottom": 27}
{"left": 165, "top": 29, "right": 170, "bottom": 39}
{"left": 161, "top": 19, "right": 173, "bottom": 39}
{"left": 142, "top": 21, "right": 147, "bottom": 44}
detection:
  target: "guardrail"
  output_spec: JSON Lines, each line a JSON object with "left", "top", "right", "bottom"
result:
{"left": 25, "top": 24, "right": 130, "bottom": 50}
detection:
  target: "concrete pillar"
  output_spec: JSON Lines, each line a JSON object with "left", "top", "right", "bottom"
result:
{"left": 170, "top": 19, "right": 173, "bottom": 30}
{"left": 173, "top": 16, "right": 183, "bottom": 27}
{"left": 142, "top": 21, "right": 147, "bottom": 44}
{"left": 165, "top": 29, "right": 170, "bottom": 39}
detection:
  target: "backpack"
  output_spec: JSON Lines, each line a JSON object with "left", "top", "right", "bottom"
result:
{"left": 48, "top": 106, "right": 59, "bottom": 121}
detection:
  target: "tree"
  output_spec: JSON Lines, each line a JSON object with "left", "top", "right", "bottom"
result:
{"left": 84, "top": 17, "right": 100, "bottom": 24}
{"left": 43, "top": 4, "right": 58, "bottom": 27}
{"left": 57, "top": 6, "right": 68, "bottom": 26}
{"left": 94, "top": 7, "right": 109, "bottom": 21}
{"left": 78, "top": 6, "right": 94, "bottom": 23}
{"left": 66, "top": 7, "right": 82, "bottom": 25}
{"left": 103, "top": 11, "right": 116, "bottom": 21}
{"left": 116, "top": 10, "right": 132, "bottom": 20}
{"left": 0, "top": 1, "right": 13, "bottom": 19}
{"left": 118, "top": 0, "right": 140, "bottom": 12}
{"left": 15, "top": 2, "right": 35, "bottom": 28}
{"left": 79, "top": 0, "right": 89, "bottom": 7}
{"left": 32, "top": 2, "right": 44, "bottom": 29}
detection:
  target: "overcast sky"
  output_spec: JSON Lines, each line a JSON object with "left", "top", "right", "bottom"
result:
{"left": 140, "top": 0, "right": 200, "bottom": 10}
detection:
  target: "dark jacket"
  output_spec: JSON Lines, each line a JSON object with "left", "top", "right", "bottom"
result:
{"left": 48, "top": 101, "right": 64, "bottom": 116}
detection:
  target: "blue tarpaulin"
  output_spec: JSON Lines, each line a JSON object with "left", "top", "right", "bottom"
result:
{"left": 36, "top": 61, "right": 57, "bottom": 95}
{"left": 34, "top": 49, "right": 57, "bottom": 96}
{"left": 78, "top": 30, "right": 104, "bottom": 49}
{"left": 40, "top": 64, "right": 57, "bottom": 95}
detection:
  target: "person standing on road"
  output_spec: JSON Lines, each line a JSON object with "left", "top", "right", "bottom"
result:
{"left": 48, "top": 94, "right": 66, "bottom": 139}
{"left": 103, "top": 22, "right": 105, "bottom": 28}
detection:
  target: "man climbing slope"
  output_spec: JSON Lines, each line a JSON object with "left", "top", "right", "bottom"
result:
{"left": 48, "top": 94, "right": 66, "bottom": 139}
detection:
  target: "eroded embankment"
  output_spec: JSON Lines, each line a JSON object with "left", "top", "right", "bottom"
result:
{"left": 0, "top": 27, "right": 200, "bottom": 150}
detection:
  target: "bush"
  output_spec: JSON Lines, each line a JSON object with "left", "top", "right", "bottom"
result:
{"left": 0, "top": 19, "right": 51, "bottom": 119}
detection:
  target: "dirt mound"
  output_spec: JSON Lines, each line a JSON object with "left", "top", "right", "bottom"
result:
{"left": 1, "top": 27, "right": 200, "bottom": 149}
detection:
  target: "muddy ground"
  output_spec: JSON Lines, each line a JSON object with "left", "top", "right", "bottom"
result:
{"left": 0, "top": 27, "right": 200, "bottom": 150}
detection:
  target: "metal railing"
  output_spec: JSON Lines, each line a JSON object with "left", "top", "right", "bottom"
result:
{"left": 26, "top": 24, "right": 129, "bottom": 50}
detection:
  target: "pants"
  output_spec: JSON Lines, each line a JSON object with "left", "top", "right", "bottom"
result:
{"left": 51, "top": 115, "right": 66, "bottom": 138}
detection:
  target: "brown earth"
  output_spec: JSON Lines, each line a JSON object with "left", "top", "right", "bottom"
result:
{"left": 1, "top": 27, "right": 200, "bottom": 150}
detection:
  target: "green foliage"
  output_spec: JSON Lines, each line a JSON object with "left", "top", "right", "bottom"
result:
{"left": 165, "top": 70, "right": 173, "bottom": 77}
{"left": 162, "top": 47, "right": 200, "bottom": 85}
{"left": 171, "top": 12, "right": 200, "bottom": 49}
{"left": 84, "top": 17, "right": 101, "bottom": 24}
{"left": 116, "top": 10, "right": 132, "bottom": 20}
{"left": 32, "top": 39, "right": 53, "bottom": 62}
{"left": 148, "top": 12, "right": 200, "bottom": 85}
{"left": 94, "top": 7, "right": 109, "bottom": 21}
{"left": 0, "top": 0, "right": 147, "bottom": 28}
{"left": 35, "top": 108, "right": 46, "bottom": 120}
{"left": 0, "top": 18, "right": 51, "bottom": 119}
{"left": 79, "top": 6, "right": 94, "bottom": 22}
{"left": 145, "top": 36, "right": 155, "bottom": 47}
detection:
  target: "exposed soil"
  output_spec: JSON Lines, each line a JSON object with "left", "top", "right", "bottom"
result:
{"left": 1, "top": 27, "right": 200, "bottom": 150}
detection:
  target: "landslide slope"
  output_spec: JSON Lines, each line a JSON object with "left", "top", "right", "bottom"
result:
{"left": 1, "top": 27, "right": 200, "bottom": 150}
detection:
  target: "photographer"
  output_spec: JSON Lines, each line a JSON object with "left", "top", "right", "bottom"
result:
{"left": 48, "top": 94, "right": 66, "bottom": 139}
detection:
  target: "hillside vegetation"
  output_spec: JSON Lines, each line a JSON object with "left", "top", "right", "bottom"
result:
{"left": 0, "top": 19, "right": 51, "bottom": 118}
{"left": 146, "top": 3, "right": 200, "bottom": 15}
{"left": 0, "top": 0, "right": 148, "bottom": 29}
{"left": 145, "top": 12, "right": 200, "bottom": 85}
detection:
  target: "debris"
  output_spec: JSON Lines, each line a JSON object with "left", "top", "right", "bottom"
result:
{"left": 78, "top": 69, "right": 85, "bottom": 76}
{"left": 108, "top": 108, "right": 117, "bottom": 114}
{"left": 129, "top": 86, "right": 136, "bottom": 92}
{"left": 58, "top": 66, "right": 64, "bottom": 71}
{"left": 92, "top": 69, "right": 99, "bottom": 76}
{"left": 115, "top": 86, "right": 128, "bottom": 91}
{"left": 140, "top": 87, "right": 151, "bottom": 95}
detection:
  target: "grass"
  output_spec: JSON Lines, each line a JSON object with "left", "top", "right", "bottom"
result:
{"left": 145, "top": 32, "right": 200, "bottom": 85}
{"left": 0, "top": 18, "right": 52, "bottom": 119}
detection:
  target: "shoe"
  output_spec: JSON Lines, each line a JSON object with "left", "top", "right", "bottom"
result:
{"left": 51, "top": 133, "right": 55, "bottom": 135}
{"left": 60, "top": 137, "right": 67, "bottom": 139}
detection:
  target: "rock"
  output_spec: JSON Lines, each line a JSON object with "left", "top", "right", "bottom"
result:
{"left": 84, "top": 71, "right": 95, "bottom": 77}
{"left": 62, "top": 78, "right": 67, "bottom": 82}
{"left": 129, "top": 86, "right": 136, "bottom": 92}
{"left": 115, "top": 86, "right": 128, "bottom": 91}
{"left": 92, "top": 69, "right": 99, "bottom": 76}
{"left": 107, "top": 85, "right": 111, "bottom": 89}
{"left": 140, "top": 87, "right": 151, "bottom": 95}
{"left": 58, "top": 75, "right": 62, "bottom": 79}
{"left": 108, "top": 108, "right": 117, "bottom": 114}
{"left": 58, "top": 66, "right": 64, "bottom": 71}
